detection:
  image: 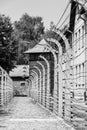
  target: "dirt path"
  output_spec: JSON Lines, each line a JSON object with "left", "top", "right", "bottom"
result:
{"left": 0, "top": 97, "right": 75, "bottom": 130}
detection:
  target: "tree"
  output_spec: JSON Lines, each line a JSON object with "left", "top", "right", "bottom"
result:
{"left": 14, "top": 13, "right": 45, "bottom": 64}
{"left": 0, "top": 14, "right": 18, "bottom": 73}
{"left": 50, "top": 21, "right": 56, "bottom": 30}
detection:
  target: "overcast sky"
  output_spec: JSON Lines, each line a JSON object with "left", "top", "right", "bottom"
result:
{"left": 0, "top": 0, "right": 69, "bottom": 29}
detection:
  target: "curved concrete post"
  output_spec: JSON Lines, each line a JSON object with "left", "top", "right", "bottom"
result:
{"left": 29, "top": 75, "right": 35, "bottom": 98}
{"left": 47, "top": 29, "right": 72, "bottom": 120}
{"left": 45, "top": 45, "right": 58, "bottom": 111}
{"left": 29, "top": 75, "right": 34, "bottom": 97}
{"left": 28, "top": 79, "right": 32, "bottom": 97}
{"left": 37, "top": 61, "right": 45, "bottom": 106}
{"left": 32, "top": 68, "right": 41, "bottom": 103}
{"left": 37, "top": 60, "right": 47, "bottom": 107}
{"left": 39, "top": 55, "right": 50, "bottom": 109}
{"left": 34, "top": 66, "right": 42, "bottom": 104}
{"left": 30, "top": 71, "right": 38, "bottom": 101}
{"left": 54, "top": 30, "right": 72, "bottom": 120}
{"left": 53, "top": 29, "right": 70, "bottom": 51}
{"left": 35, "top": 64, "right": 43, "bottom": 105}
{"left": 31, "top": 71, "right": 38, "bottom": 89}
{"left": 31, "top": 70, "right": 38, "bottom": 91}
{"left": 47, "top": 38, "right": 63, "bottom": 116}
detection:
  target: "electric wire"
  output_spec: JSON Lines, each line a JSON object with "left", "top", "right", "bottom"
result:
{"left": 28, "top": 1, "right": 87, "bottom": 127}
{"left": 56, "top": 0, "right": 70, "bottom": 27}
{"left": 57, "top": 1, "right": 87, "bottom": 30}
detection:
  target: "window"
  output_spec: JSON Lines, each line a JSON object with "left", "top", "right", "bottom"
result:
{"left": 77, "top": 66, "right": 79, "bottom": 87}
{"left": 82, "top": 63, "right": 84, "bottom": 83}
{"left": 79, "top": 65, "right": 81, "bottom": 85}
{"left": 76, "top": 66, "right": 77, "bottom": 87}
{"left": 75, "top": 32, "right": 77, "bottom": 53}
{"left": 21, "top": 83, "right": 25, "bottom": 86}
{"left": 79, "top": 29, "right": 81, "bottom": 49}
{"left": 82, "top": 25, "right": 85, "bottom": 47}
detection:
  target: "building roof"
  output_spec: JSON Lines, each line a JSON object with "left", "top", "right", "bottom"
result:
{"left": 24, "top": 39, "right": 50, "bottom": 54}
{"left": 9, "top": 65, "right": 29, "bottom": 77}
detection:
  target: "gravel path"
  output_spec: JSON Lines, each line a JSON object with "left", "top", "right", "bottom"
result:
{"left": 0, "top": 97, "right": 75, "bottom": 130}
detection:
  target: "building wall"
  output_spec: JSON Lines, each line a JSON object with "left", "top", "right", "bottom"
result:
{"left": 69, "top": 6, "right": 86, "bottom": 127}
{"left": 13, "top": 80, "right": 29, "bottom": 96}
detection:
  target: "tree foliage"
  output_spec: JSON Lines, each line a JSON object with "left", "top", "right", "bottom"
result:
{"left": 0, "top": 13, "right": 45, "bottom": 72}
{"left": 0, "top": 14, "right": 18, "bottom": 73}
{"left": 14, "top": 13, "right": 45, "bottom": 64}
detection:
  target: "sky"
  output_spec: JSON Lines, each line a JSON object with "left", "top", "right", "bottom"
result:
{"left": 0, "top": 0, "right": 69, "bottom": 29}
